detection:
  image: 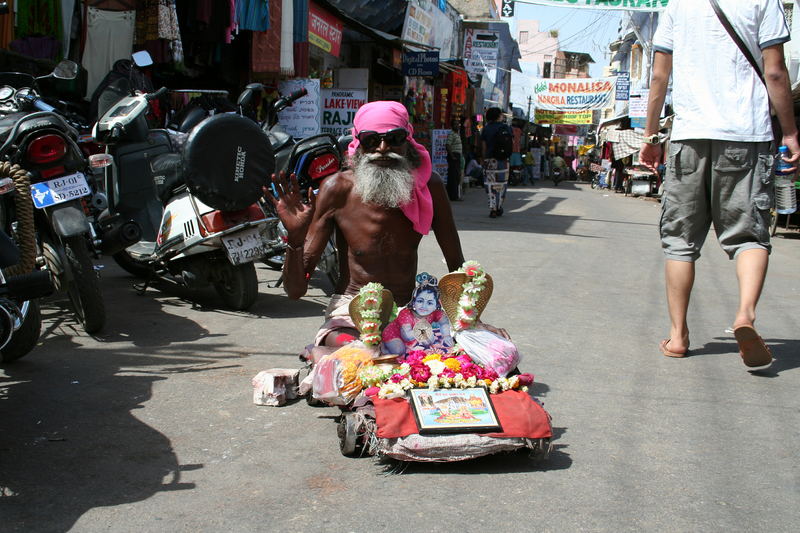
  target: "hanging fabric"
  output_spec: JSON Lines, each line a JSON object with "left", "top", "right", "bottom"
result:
{"left": 236, "top": 0, "right": 269, "bottom": 32}
{"left": 0, "top": 1, "right": 13, "bottom": 50}
{"left": 279, "top": 0, "right": 293, "bottom": 76}
{"left": 60, "top": 0, "right": 75, "bottom": 58}
{"left": 82, "top": 6, "right": 135, "bottom": 98}
{"left": 292, "top": 0, "right": 308, "bottom": 78}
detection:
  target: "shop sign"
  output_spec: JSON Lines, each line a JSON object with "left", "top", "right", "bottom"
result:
{"left": 535, "top": 109, "right": 594, "bottom": 125}
{"left": 277, "top": 79, "right": 321, "bottom": 138}
{"left": 402, "top": 0, "right": 435, "bottom": 49}
{"left": 431, "top": 129, "right": 450, "bottom": 180}
{"left": 308, "top": 2, "right": 343, "bottom": 57}
{"left": 615, "top": 72, "right": 630, "bottom": 101}
{"left": 628, "top": 89, "right": 649, "bottom": 129}
{"left": 463, "top": 28, "right": 500, "bottom": 75}
{"left": 501, "top": 0, "right": 515, "bottom": 18}
{"left": 320, "top": 89, "right": 368, "bottom": 138}
{"left": 402, "top": 51, "right": 439, "bottom": 77}
{"left": 531, "top": 77, "right": 615, "bottom": 111}
{"left": 518, "top": 0, "right": 669, "bottom": 11}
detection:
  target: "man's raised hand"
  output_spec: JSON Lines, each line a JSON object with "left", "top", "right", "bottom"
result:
{"left": 267, "top": 172, "right": 315, "bottom": 246}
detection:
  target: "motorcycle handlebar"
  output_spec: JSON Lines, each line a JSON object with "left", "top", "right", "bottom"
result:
{"left": 288, "top": 88, "right": 308, "bottom": 102}
{"left": 146, "top": 87, "right": 168, "bottom": 101}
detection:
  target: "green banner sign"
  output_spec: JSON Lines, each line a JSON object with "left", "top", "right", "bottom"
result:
{"left": 520, "top": 0, "right": 669, "bottom": 11}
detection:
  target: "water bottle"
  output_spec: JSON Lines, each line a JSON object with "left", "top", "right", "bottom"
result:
{"left": 775, "top": 145, "right": 797, "bottom": 214}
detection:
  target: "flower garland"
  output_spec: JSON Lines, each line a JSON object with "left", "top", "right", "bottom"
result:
{"left": 358, "top": 349, "right": 534, "bottom": 400}
{"left": 454, "top": 261, "right": 488, "bottom": 332}
{"left": 358, "top": 282, "right": 384, "bottom": 346}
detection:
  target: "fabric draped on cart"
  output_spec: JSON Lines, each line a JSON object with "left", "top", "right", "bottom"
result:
{"left": 372, "top": 390, "right": 552, "bottom": 440}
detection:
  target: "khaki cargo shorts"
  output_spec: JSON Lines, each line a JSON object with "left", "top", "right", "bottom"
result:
{"left": 660, "top": 139, "right": 774, "bottom": 261}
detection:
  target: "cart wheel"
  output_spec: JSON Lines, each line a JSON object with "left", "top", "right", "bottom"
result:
{"left": 337, "top": 412, "right": 361, "bottom": 457}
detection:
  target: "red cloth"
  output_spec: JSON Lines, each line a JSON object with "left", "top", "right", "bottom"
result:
{"left": 373, "top": 390, "right": 552, "bottom": 439}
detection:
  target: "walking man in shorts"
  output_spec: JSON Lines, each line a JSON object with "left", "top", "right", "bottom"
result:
{"left": 640, "top": 0, "right": 799, "bottom": 368}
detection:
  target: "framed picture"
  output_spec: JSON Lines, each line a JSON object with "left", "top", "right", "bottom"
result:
{"left": 408, "top": 387, "right": 502, "bottom": 434}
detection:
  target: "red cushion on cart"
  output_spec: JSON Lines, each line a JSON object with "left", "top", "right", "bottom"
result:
{"left": 373, "top": 390, "right": 552, "bottom": 440}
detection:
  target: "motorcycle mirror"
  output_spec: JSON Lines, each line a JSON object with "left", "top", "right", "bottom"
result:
{"left": 132, "top": 50, "right": 153, "bottom": 68}
{"left": 52, "top": 60, "right": 79, "bottom": 80}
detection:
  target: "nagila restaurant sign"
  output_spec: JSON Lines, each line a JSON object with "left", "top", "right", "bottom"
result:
{"left": 535, "top": 110, "right": 594, "bottom": 125}
{"left": 520, "top": 0, "right": 669, "bottom": 11}
{"left": 309, "top": 2, "right": 343, "bottom": 57}
{"left": 532, "top": 78, "right": 615, "bottom": 112}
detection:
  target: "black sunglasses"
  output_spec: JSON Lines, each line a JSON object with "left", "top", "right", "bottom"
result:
{"left": 356, "top": 128, "right": 408, "bottom": 151}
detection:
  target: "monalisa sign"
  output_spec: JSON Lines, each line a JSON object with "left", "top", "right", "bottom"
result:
{"left": 532, "top": 78, "right": 616, "bottom": 112}
{"left": 520, "top": 0, "right": 668, "bottom": 10}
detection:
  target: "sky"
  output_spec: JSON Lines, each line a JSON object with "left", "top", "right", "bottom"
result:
{"left": 511, "top": 3, "right": 624, "bottom": 78}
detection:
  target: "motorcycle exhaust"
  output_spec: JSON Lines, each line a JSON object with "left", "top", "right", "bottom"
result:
{"left": 98, "top": 217, "right": 142, "bottom": 255}
{"left": 0, "top": 270, "right": 54, "bottom": 300}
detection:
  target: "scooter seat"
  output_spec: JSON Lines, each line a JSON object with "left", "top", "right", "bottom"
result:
{"left": 150, "top": 152, "right": 185, "bottom": 204}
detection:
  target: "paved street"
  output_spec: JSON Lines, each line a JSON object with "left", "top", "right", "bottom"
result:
{"left": 2, "top": 181, "right": 799, "bottom": 532}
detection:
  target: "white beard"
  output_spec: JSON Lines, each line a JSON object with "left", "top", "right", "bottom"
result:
{"left": 352, "top": 151, "right": 415, "bottom": 208}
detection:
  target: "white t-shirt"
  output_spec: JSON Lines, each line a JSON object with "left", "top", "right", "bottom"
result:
{"left": 652, "top": 0, "right": 789, "bottom": 142}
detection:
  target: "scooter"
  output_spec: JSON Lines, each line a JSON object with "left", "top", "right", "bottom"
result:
{"left": 0, "top": 60, "right": 107, "bottom": 333}
{"left": 92, "top": 68, "right": 284, "bottom": 310}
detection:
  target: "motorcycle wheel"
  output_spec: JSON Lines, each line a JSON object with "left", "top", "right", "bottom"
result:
{"left": 0, "top": 301, "right": 42, "bottom": 363}
{"left": 113, "top": 249, "right": 155, "bottom": 278}
{"left": 591, "top": 179, "right": 598, "bottom": 189}
{"left": 63, "top": 236, "right": 106, "bottom": 334}
{"left": 212, "top": 261, "right": 258, "bottom": 310}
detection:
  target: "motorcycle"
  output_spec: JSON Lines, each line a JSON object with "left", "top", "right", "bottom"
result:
{"left": 91, "top": 63, "right": 285, "bottom": 310}
{"left": 0, "top": 60, "right": 107, "bottom": 333}
{"left": 237, "top": 84, "right": 341, "bottom": 288}
{"left": 0, "top": 173, "right": 54, "bottom": 363}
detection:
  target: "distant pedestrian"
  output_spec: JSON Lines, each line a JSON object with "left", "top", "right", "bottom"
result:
{"left": 445, "top": 119, "right": 463, "bottom": 201}
{"left": 639, "top": 0, "right": 799, "bottom": 368}
{"left": 479, "top": 107, "right": 513, "bottom": 218}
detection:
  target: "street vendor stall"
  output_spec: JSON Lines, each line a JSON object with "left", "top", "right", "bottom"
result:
{"left": 624, "top": 166, "right": 658, "bottom": 197}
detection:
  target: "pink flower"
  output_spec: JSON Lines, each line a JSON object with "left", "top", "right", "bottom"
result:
{"left": 517, "top": 373, "right": 534, "bottom": 386}
{"left": 405, "top": 350, "right": 426, "bottom": 364}
{"left": 364, "top": 386, "right": 380, "bottom": 397}
{"left": 390, "top": 373, "right": 404, "bottom": 383}
{"left": 410, "top": 365, "right": 431, "bottom": 382}
{"left": 482, "top": 368, "right": 499, "bottom": 382}
{"left": 440, "top": 369, "right": 456, "bottom": 379}
{"left": 465, "top": 264, "right": 478, "bottom": 276}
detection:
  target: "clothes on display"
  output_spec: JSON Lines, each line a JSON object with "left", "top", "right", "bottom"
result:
{"left": 82, "top": 6, "right": 136, "bottom": 98}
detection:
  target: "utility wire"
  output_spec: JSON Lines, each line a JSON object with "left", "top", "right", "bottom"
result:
{"left": 518, "top": 10, "right": 614, "bottom": 58}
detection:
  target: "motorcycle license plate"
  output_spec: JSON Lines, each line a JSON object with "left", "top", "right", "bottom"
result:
{"left": 222, "top": 227, "right": 268, "bottom": 265}
{"left": 30, "top": 172, "right": 91, "bottom": 209}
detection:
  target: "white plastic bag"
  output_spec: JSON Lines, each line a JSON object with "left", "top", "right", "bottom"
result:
{"left": 455, "top": 328, "right": 520, "bottom": 377}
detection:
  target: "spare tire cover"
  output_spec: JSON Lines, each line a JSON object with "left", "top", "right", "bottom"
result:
{"left": 183, "top": 114, "right": 274, "bottom": 211}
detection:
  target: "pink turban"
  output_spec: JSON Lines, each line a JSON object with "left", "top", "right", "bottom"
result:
{"left": 346, "top": 101, "right": 433, "bottom": 235}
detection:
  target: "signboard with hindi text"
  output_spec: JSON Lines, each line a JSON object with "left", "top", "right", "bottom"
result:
{"left": 321, "top": 89, "right": 367, "bottom": 138}
{"left": 532, "top": 78, "right": 616, "bottom": 112}
{"left": 519, "top": 0, "right": 668, "bottom": 11}
{"left": 308, "top": 2, "right": 343, "bottom": 57}
{"left": 535, "top": 109, "right": 594, "bottom": 125}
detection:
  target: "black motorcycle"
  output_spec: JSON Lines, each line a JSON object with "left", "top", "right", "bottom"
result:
{"left": 0, "top": 175, "right": 53, "bottom": 363}
{"left": 0, "top": 60, "right": 106, "bottom": 333}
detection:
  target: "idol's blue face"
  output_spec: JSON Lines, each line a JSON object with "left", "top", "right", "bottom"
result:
{"left": 413, "top": 289, "right": 437, "bottom": 317}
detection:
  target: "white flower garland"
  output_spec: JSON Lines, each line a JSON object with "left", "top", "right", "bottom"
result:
{"left": 453, "top": 260, "right": 487, "bottom": 332}
{"left": 358, "top": 282, "right": 384, "bottom": 346}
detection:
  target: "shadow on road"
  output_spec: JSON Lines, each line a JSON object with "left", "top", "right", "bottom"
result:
{"left": 685, "top": 337, "right": 800, "bottom": 377}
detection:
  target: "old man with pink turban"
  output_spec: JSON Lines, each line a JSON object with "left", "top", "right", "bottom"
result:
{"left": 270, "top": 100, "right": 465, "bottom": 356}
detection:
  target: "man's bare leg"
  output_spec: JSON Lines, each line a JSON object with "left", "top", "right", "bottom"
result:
{"left": 664, "top": 259, "right": 694, "bottom": 354}
{"left": 732, "top": 248, "right": 768, "bottom": 330}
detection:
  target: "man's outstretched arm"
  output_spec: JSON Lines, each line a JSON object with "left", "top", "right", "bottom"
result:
{"left": 428, "top": 173, "right": 464, "bottom": 272}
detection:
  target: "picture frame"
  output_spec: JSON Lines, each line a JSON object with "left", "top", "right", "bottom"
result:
{"left": 408, "top": 387, "right": 502, "bottom": 434}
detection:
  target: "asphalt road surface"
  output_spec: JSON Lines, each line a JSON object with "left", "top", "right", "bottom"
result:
{"left": 2, "top": 180, "right": 799, "bottom": 532}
